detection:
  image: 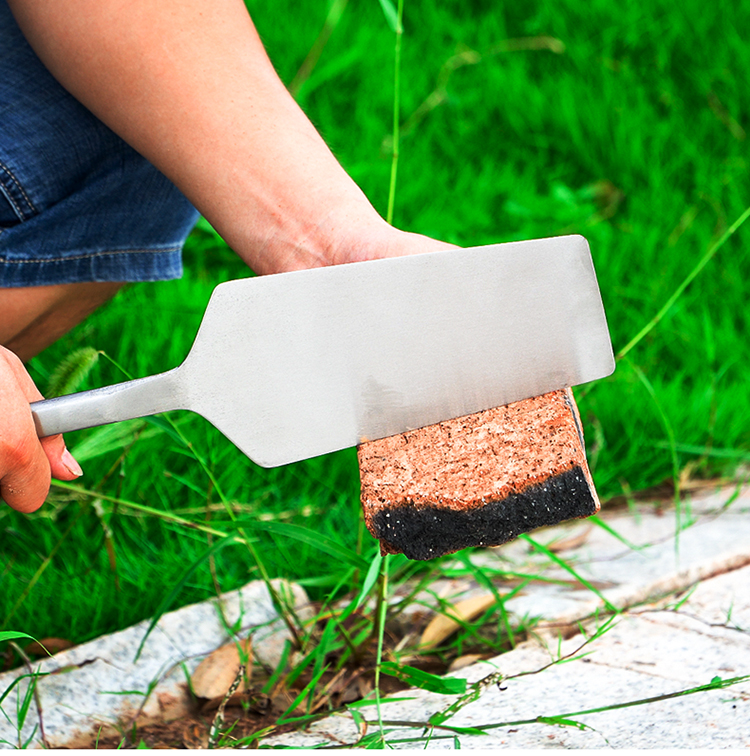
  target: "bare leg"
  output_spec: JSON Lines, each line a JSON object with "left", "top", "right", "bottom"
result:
{"left": 0, "top": 281, "right": 123, "bottom": 362}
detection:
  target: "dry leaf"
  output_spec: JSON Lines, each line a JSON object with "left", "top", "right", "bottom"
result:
{"left": 547, "top": 523, "right": 593, "bottom": 553}
{"left": 339, "top": 682, "right": 360, "bottom": 704}
{"left": 191, "top": 638, "right": 252, "bottom": 700}
{"left": 448, "top": 653, "right": 484, "bottom": 673}
{"left": 182, "top": 722, "right": 208, "bottom": 749}
{"left": 419, "top": 593, "right": 497, "bottom": 650}
{"left": 24, "top": 638, "right": 74, "bottom": 657}
{"left": 356, "top": 676, "right": 373, "bottom": 699}
{"left": 270, "top": 688, "right": 296, "bottom": 715}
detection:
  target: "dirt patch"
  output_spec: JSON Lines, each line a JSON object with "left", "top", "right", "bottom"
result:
{"left": 74, "top": 621, "right": 453, "bottom": 750}
{"left": 88, "top": 666, "right": 423, "bottom": 748}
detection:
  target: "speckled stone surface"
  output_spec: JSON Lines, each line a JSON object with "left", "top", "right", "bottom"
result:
{"left": 263, "top": 486, "right": 750, "bottom": 749}
{"left": 358, "top": 389, "right": 599, "bottom": 559}
{"left": 0, "top": 580, "right": 311, "bottom": 750}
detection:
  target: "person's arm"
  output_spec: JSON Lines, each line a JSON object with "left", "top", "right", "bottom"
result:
{"left": 7, "top": 0, "right": 450, "bottom": 274}
{"left": 2, "top": 0, "right": 453, "bottom": 513}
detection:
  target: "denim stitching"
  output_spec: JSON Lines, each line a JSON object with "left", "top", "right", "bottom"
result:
{"left": 0, "top": 159, "right": 37, "bottom": 219}
{"left": 0, "top": 246, "right": 182, "bottom": 264}
{"left": 0, "top": 174, "right": 22, "bottom": 219}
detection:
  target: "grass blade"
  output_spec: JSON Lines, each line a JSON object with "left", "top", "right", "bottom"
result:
{"left": 16, "top": 669, "right": 38, "bottom": 732}
{"left": 0, "top": 673, "right": 43, "bottom": 709}
{"left": 134, "top": 533, "right": 239, "bottom": 661}
{"left": 276, "top": 665, "right": 329, "bottom": 724}
{"left": 0, "top": 633, "right": 33, "bottom": 644}
{"left": 588, "top": 515, "right": 641, "bottom": 551}
{"left": 142, "top": 415, "right": 188, "bottom": 446}
{"left": 373, "top": 554, "right": 390, "bottom": 741}
{"left": 385, "top": 0, "right": 404, "bottom": 224}
{"left": 289, "top": 0, "right": 349, "bottom": 98}
{"left": 376, "top": 0, "right": 398, "bottom": 32}
{"left": 381, "top": 663, "right": 467, "bottom": 695}
{"left": 354, "top": 552, "right": 383, "bottom": 610}
{"left": 617, "top": 204, "right": 750, "bottom": 360}
{"left": 626, "top": 358, "right": 683, "bottom": 552}
{"left": 653, "top": 442, "right": 750, "bottom": 461}
{"left": 229, "top": 520, "right": 367, "bottom": 570}
{"left": 521, "top": 534, "right": 617, "bottom": 613}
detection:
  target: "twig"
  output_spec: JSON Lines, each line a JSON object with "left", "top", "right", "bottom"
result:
{"left": 629, "top": 606, "right": 749, "bottom": 636}
{"left": 208, "top": 665, "right": 244, "bottom": 748}
{"left": 427, "top": 615, "right": 617, "bottom": 727}
{"left": 355, "top": 674, "right": 750, "bottom": 746}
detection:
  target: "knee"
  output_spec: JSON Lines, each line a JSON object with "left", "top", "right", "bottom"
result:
{"left": 0, "top": 281, "right": 123, "bottom": 361}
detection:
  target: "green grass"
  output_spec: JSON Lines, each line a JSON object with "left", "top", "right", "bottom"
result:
{"left": 2, "top": 0, "right": 749, "bottom": 690}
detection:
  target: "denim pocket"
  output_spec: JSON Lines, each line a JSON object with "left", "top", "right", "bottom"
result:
{"left": 0, "top": 0, "right": 197, "bottom": 287}
{"left": 0, "top": 158, "right": 36, "bottom": 227}
{"left": 0, "top": 191, "right": 20, "bottom": 228}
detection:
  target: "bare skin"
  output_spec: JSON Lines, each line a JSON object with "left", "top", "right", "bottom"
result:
{"left": 6, "top": 0, "right": 450, "bottom": 274}
{"left": 0, "top": 281, "right": 123, "bottom": 362}
{"left": 1, "top": 0, "right": 453, "bottom": 513}
{"left": 0, "top": 282, "right": 123, "bottom": 512}
{"left": 0, "top": 345, "right": 83, "bottom": 512}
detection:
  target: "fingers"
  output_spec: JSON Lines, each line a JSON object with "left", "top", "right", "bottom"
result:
{"left": 387, "top": 230, "right": 458, "bottom": 257}
{"left": 329, "top": 225, "right": 458, "bottom": 268}
{"left": 41, "top": 434, "right": 84, "bottom": 481}
{"left": 0, "top": 346, "right": 82, "bottom": 513}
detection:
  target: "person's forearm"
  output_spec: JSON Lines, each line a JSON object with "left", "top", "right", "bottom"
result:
{"left": 8, "top": 0, "right": 396, "bottom": 273}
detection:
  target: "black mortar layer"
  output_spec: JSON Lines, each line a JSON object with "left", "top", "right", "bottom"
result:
{"left": 371, "top": 465, "right": 596, "bottom": 561}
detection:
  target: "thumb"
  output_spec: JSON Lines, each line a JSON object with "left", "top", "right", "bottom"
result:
{"left": 0, "top": 346, "right": 83, "bottom": 513}
{"left": 40, "top": 433, "right": 84, "bottom": 482}
{"left": 4, "top": 346, "right": 83, "bottom": 481}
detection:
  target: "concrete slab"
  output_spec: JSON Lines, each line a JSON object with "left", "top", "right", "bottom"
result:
{"left": 390, "top": 484, "right": 750, "bottom": 637}
{"left": 2, "top": 486, "right": 748, "bottom": 749}
{"left": 263, "top": 486, "right": 750, "bottom": 748}
{"left": 0, "top": 579, "right": 311, "bottom": 749}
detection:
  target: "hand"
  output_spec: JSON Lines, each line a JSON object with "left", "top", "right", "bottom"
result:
{"left": 0, "top": 346, "right": 82, "bottom": 513}
{"left": 327, "top": 224, "right": 458, "bottom": 267}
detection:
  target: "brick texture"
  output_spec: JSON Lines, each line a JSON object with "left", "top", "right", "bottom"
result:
{"left": 358, "top": 389, "right": 599, "bottom": 560}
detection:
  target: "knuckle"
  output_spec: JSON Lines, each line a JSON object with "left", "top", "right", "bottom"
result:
{"left": 0, "top": 346, "right": 24, "bottom": 374}
{"left": 0, "top": 433, "right": 38, "bottom": 472}
{"left": 1, "top": 347, "right": 43, "bottom": 402}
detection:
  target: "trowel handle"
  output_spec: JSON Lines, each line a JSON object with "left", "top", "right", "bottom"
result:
{"left": 31, "top": 368, "right": 185, "bottom": 437}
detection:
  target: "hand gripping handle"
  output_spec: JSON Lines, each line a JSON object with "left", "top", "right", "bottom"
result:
{"left": 30, "top": 368, "right": 185, "bottom": 437}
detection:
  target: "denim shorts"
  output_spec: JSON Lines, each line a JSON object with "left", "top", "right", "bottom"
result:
{"left": 0, "top": 0, "right": 199, "bottom": 287}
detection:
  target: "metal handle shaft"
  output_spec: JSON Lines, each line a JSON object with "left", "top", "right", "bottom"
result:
{"left": 30, "top": 368, "right": 186, "bottom": 437}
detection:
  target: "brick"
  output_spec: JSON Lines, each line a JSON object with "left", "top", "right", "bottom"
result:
{"left": 358, "top": 389, "right": 599, "bottom": 560}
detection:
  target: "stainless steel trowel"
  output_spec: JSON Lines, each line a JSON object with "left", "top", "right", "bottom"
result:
{"left": 31, "top": 235, "right": 615, "bottom": 466}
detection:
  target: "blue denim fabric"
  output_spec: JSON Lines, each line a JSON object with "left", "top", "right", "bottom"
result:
{"left": 0, "top": 0, "right": 199, "bottom": 287}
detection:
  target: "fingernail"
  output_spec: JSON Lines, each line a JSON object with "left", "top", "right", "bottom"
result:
{"left": 62, "top": 448, "right": 83, "bottom": 478}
